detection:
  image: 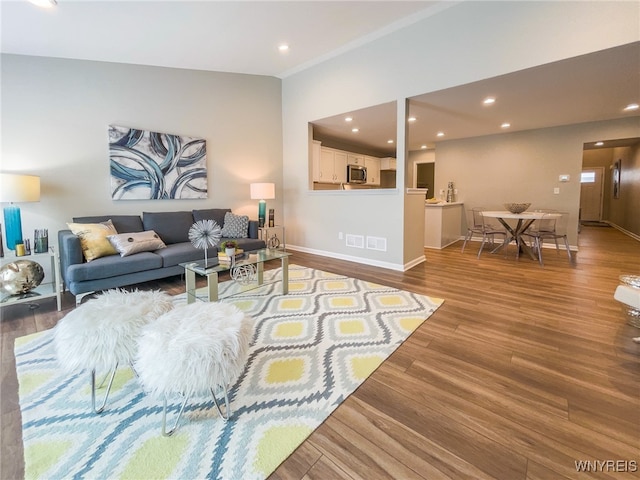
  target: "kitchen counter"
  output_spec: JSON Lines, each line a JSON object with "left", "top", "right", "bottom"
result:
{"left": 424, "top": 202, "right": 464, "bottom": 249}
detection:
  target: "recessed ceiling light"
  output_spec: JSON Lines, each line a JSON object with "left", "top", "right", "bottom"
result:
{"left": 345, "top": 117, "right": 353, "bottom": 122}
{"left": 624, "top": 103, "right": 639, "bottom": 111}
{"left": 595, "top": 141, "right": 604, "bottom": 146}
{"left": 29, "top": 0, "right": 57, "bottom": 7}
{"left": 501, "top": 122, "right": 511, "bottom": 129}
{"left": 421, "top": 145, "right": 427, "bottom": 149}
{"left": 278, "top": 44, "right": 289, "bottom": 52}
{"left": 436, "top": 132, "right": 445, "bottom": 137}
{"left": 483, "top": 97, "right": 496, "bottom": 105}
{"left": 387, "top": 139, "right": 394, "bottom": 144}
{"left": 407, "top": 116, "right": 417, "bottom": 122}
{"left": 351, "top": 128, "right": 359, "bottom": 133}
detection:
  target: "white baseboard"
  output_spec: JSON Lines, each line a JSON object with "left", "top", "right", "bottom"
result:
{"left": 606, "top": 222, "right": 640, "bottom": 242}
{"left": 286, "top": 244, "right": 414, "bottom": 272}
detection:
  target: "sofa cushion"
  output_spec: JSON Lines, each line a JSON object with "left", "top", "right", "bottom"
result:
{"left": 66, "top": 251, "right": 163, "bottom": 283}
{"left": 72, "top": 215, "right": 143, "bottom": 233}
{"left": 143, "top": 211, "right": 193, "bottom": 245}
{"left": 231, "top": 237, "right": 268, "bottom": 252}
{"left": 220, "top": 212, "right": 249, "bottom": 238}
{"left": 108, "top": 230, "right": 166, "bottom": 257}
{"left": 154, "top": 242, "right": 218, "bottom": 268}
{"left": 192, "top": 209, "right": 230, "bottom": 229}
{"left": 67, "top": 220, "right": 118, "bottom": 262}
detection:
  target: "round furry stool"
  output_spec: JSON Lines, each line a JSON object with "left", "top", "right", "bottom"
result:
{"left": 53, "top": 289, "right": 175, "bottom": 413}
{"left": 135, "top": 301, "right": 253, "bottom": 436}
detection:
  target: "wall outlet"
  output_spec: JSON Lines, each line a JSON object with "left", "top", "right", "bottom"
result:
{"left": 554, "top": 187, "right": 560, "bottom": 194}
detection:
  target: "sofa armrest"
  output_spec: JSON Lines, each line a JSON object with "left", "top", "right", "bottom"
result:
{"left": 58, "top": 230, "right": 84, "bottom": 287}
{"left": 248, "top": 220, "right": 259, "bottom": 239}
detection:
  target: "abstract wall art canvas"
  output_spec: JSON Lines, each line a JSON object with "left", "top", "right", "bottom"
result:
{"left": 109, "top": 125, "right": 207, "bottom": 200}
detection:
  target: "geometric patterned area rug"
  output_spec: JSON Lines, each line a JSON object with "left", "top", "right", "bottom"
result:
{"left": 16, "top": 265, "right": 443, "bottom": 480}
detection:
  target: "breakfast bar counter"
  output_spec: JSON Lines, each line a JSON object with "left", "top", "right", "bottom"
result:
{"left": 424, "top": 201, "right": 464, "bottom": 249}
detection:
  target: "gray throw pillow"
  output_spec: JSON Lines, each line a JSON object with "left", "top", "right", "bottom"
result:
{"left": 221, "top": 212, "right": 249, "bottom": 238}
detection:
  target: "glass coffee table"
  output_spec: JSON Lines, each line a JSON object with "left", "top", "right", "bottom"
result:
{"left": 180, "top": 248, "right": 291, "bottom": 303}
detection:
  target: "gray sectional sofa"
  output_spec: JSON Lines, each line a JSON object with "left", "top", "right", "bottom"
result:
{"left": 58, "top": 209, "right": 266, "bottom": 304}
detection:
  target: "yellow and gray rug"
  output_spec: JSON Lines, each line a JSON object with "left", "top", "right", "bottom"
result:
{"left": 16, "top": 265, "right": 443, "bottom": 480}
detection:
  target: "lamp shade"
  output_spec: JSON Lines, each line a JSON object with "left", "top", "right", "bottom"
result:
{"left": 250, "top": 183, "right": 275, "bottom": 200}
{"left": 0, "top": 173, "right": 41, "bottom": 203}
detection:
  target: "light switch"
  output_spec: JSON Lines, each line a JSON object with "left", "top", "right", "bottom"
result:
{"left": 559, "top": 174, "right": 570, "bottom": 182}
{"left": 554, "top": 187, "right": 560, "bottom": 194}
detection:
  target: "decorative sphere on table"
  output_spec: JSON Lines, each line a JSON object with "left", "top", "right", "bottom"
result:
{"left": 504, "top": 203, "right": 531, "bottom": 214}
{"left": 0, "top": 260, "right": 45, "bottom": 295}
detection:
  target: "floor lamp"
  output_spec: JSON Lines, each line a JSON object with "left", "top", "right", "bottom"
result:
{"left": 0, "top": 173, "right": 41, "bottom": 251}
{"left": 249, "top": 183, "right": 275, "bottom": 228}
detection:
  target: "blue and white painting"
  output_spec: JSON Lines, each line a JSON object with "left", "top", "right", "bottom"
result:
{"left": 109, "top": 125, "right": 207, "bottom": 200}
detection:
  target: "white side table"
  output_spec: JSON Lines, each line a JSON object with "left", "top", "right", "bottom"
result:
{"left": 258, "top": 225, "right": 286, "bottom": 250}
{"left": 0, "top": 248, "right": 62, "bottom": 311}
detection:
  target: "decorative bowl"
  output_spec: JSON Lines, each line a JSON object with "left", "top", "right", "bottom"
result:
{"left": 504, "top": 202, "right": 531, "bottom": 214}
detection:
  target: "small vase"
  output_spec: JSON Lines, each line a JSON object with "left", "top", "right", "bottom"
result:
{"left": 225, "top": 247, "right": 236, "bottom": 257}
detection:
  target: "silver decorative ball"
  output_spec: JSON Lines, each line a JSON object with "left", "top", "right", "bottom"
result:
{"left": 0, "top": 260, "right": 45, "bottom": 295}
{"left": 231, "top": 264, "right": 257, "bottom": 285}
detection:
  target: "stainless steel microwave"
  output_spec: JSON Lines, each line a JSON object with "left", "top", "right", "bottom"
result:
{"left": 347, "top": 164, "right": 367, "bottom": 184}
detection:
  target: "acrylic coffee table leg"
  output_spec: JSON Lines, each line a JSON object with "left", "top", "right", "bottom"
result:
{"left": 207, "top": 271, "right": 219, "bottom": 302}
{"left": 257, "top": 261, "right": 264, "bottom": 286}
{"left": 281, "top": 256, "right": 289, "bottom": 294}
{"left": 185, "top": 269, "right": 196, "bottom": 304}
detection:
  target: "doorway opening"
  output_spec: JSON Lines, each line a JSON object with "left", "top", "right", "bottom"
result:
{"left": 579, "top": 167, "right": 604, "bottom": 223}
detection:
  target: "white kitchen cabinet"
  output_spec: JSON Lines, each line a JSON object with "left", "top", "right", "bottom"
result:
{"left": 347, "top": 154, "right": 365, "bottom": 165}
{"left": 380, "top": 157, "right": 397, "bottom": 170}
{"left": 318, "top": 147, "right": 347, "bottom": 184}
{"left": 311, "top": 140, "right": 322, "bottom": 182}
{"left": 334, "top": 151, "right": 347, "bottom": 183}
{"left": 364, "top": 156, "right": 380, "bottom": 186}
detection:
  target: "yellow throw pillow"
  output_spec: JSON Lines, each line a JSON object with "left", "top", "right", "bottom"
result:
{"left": 67, "top": 220, "right": 118, "bottom": 262}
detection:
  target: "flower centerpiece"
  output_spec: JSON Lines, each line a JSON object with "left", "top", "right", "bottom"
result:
{"left": 188, "top": 220, "right": 222, "bottom": 268}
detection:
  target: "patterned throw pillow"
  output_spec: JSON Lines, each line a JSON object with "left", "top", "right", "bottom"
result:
{"left": 107, "top": 230, "right": 166, "bottom": 257}
{"left": 220, "top": 212, "right": 249, "bottom": 238}
{"left": 67, "top": 220, "right": 118, "bottom": 262}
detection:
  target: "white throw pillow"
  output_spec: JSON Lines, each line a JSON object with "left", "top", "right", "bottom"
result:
{"left": 107, "top": 230, "right": 166, "bottom": 257}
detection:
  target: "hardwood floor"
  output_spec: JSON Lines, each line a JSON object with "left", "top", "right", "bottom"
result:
{"left": 1, "top": 225, "right": 639, "bottom": 479}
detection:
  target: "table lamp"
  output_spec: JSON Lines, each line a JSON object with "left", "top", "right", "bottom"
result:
{"left": 250, "top": 183, "right": 275, "bottom": 227}
{"left": 0, "top": 173, "right": 41, "bottom": 250}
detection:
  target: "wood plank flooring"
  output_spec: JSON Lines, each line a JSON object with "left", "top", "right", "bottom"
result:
{"left": 1, "top": 225, "right": 639, "bottom": 479}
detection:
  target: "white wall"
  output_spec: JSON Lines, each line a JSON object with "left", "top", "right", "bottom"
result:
{"left": 1, "top": 55, "right": 283, "bottom": 250}
{"left": 281, "top": 1, "right": 639, "bottom": 269}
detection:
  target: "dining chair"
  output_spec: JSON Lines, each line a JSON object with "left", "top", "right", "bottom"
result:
{"left": 522, "top": 211, "right": 572, "bottom": 266}
{"left": 461, "top": 207, "right": 507, "bottom": 258}
{"left": 523, "top": 209, "right": 556, "bottom": 247}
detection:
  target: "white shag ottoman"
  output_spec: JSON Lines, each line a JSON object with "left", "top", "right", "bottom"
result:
{"left": 135, "top": 301, "right": 253, "bottom": 436}
{"left": 54, "top": 289, "right": 175, "bottom": 413}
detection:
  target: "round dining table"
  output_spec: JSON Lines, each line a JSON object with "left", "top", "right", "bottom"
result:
{"left": 481, "top": 210, "right": 560, "bottom": 262}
